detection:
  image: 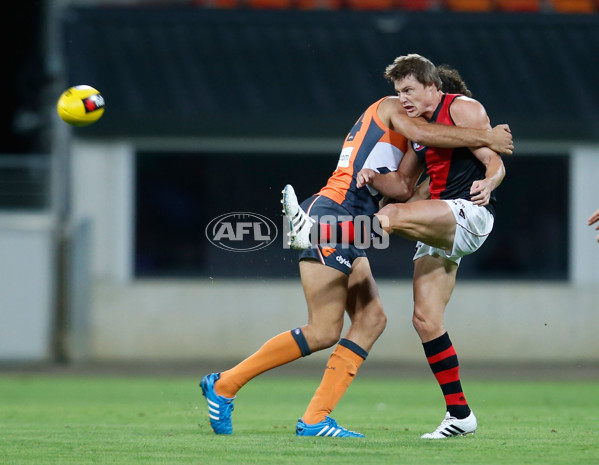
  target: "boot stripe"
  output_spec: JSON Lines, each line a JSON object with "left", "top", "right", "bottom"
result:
{"left": 316, "top": 426, "right": 329, "bottom": 436}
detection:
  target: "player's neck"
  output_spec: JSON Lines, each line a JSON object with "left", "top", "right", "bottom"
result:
{"left": 422, "top": 90, "right": 444, "bottom": 120}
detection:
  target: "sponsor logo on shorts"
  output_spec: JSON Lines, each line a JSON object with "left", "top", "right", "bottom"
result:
{"left": 336, "top": 255, "right": 351, "bottom": 268}
{"left": 205, "top": 212, "right": 278, "bottom": 252}
{"left": 321, "top": 246, "right": 336, "bottom": 257}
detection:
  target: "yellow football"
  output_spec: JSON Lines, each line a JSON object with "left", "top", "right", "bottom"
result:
{"left": 57, "top": 85, "right": 105, "bottom": 126}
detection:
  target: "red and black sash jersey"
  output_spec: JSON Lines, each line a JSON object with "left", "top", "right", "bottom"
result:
{"left": 411, "top": 93, "right": 496, "bottom": 216}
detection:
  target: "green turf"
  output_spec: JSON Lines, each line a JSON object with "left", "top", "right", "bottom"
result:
{"left": 1, "top": 374, "right": 597, "bottom": 465}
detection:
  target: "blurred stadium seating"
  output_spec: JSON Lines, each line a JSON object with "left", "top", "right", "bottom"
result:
{"left": 246, "top": 0, "right": 293, "bottom": 8}
{"left": 549, "top": 0, "right": 595, "bottom": 13}
{"left": 297, "top": 0, "right": 343, "bottom": 8}
{"left": 190, "top": 0, "right": 597, "bottom": 11}
{"left": 346, "top": 0, "right": 394, "bottom": 9}
{"left": 443, "top": 0, "right": 494, "bottom": 12}
{"left": 396, "top": 0, "right": 438, "bottom": 10}
{"left": 495, "top": 0, "right": 542, "bottom": 11}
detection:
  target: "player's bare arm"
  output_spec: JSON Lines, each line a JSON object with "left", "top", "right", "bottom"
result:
{"left": 469, "top": 149, "right": 505, "bottom": 206}
{"left": 450, "top": 97, "right": 506, "bottom": 206}
{"left": 378, "top": 97, "right": 514, "bottom": 155}
{"left": 356, "top": 148, "right": 425, "bottom": 202}
{"left": 356, "top": 169, "right": 412, "bottom": 201}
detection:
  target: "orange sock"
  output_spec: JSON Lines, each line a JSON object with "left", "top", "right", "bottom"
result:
{"left": 215, "top": 329, "right": 310, "bottom": 398}
{"left": 301, "top": 339, "right": 367, "bottom": 425}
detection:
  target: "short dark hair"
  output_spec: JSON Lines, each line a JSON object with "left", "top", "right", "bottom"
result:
{"left": 384, "top": 54, "right": 442, "bottom": 89}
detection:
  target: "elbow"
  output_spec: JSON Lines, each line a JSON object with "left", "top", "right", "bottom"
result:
{"left": 408, "top": 127, "right": 428, "bottom": 146}
{"left": 491, "top": 160, "right": 506, "bottom": 188}
{"left": 391, "top": 184, "right": 414, "bottom": 203}
{"left": 498, "top": 159, "right": 506, "bottom": 181}
{"left": 499, "top": 164, "right": 506, "bottom": 185}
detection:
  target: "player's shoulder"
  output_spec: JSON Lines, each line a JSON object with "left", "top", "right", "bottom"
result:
{"left": 378, "top": 95, "right": 402, "bottom": 111}
{"left": 449, "top": 95, "right": 489, "bottom": 127}
{"left": 379, "top": 96, "right": 410, "bottom": 120}
{"left": 451, "top": 95, "right": 483, "bottom": 109}
{"left": 376, "top": 95, "right": 407, "bottom": 126}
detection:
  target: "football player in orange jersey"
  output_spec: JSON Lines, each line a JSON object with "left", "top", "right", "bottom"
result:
{"left": 201, "top": 57, "right": 513, "bottom": 437}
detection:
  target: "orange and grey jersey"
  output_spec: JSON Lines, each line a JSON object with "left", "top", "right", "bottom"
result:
{"left": 318, "top": 97, "right": 408, "bottom": 217}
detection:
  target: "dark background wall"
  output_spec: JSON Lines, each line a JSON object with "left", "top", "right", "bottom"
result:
{"left": 1, "top": 0, "right": 47, "bottom": 154}
{"left": 61, "top": 8, "right": 599, "bottom": 141}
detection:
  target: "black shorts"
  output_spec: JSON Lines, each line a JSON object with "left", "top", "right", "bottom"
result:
{"left": 298, "top": 195, "right": 367, "bottom": 275}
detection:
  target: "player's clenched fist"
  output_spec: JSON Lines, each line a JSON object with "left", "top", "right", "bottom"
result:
{"left": 356, "top": 168, "right": 377, "bottom": 189}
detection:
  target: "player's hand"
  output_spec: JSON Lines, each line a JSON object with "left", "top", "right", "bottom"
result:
{"left": 470, "top": 179, "right": 492, "bottom": 206}
{"left": 488, "top": 124, "right": 514, "bottom": 155}
{"left": 588, "top": 209, "right": 599, "bottom": 243}
{"left": 356, "top": 169, "right": 377, "bottom": 189}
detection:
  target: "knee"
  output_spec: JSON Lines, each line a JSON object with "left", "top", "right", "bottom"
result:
{"left": 412, "top": 306, "right": 443, "bottom": 340}
{"left": 350, "top": 302, "right": 387, "bottom": 338}
{"left": 308, "top": 325, "right": 343, "bottom": 351}
{"left": 376, "top": 205, "right": 405, "bottom": 234}
{"left": 375, "top": 209, "right": 394, "bottom": 234}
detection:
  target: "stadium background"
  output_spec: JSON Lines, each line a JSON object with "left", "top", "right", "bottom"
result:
{"left": 0, "top": 0, "right": 598, "bottom": 369}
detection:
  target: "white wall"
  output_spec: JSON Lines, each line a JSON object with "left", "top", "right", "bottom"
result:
{"left": 88, "top": 279, "right": 598, "bottom": 363}
{"left": 71, "top": 140, "right": 134, "bottom": 281}
{"left": 0, "top": 214, "right": 56, "bottom": 361}
{"left": 570, "top": 147, "right": 599, "bottom": 283}
{"left": 87, "top": 279, "right": 599, "bottom": 363}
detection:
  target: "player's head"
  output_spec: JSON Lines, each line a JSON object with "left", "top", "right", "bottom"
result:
{"left": 384, "top": 54, "right": 442, "bottom": 90}
{"left": 437, "top": 64, "right": 473, "bottom": 97}
{"left": 385, "top": 54, "right": 442, "bottom": 118}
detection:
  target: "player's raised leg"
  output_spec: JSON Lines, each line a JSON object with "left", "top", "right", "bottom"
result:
{"left": 375, "top": 199, "right": 456, "bottom": 250}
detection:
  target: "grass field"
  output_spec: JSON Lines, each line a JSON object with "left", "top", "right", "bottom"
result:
{"left": 1, "top": 373, "right": 598, "bottom": 465}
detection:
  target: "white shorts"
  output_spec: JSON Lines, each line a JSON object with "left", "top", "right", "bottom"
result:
{"left": 413, "top": 199, "right": 494, "bottom": 265}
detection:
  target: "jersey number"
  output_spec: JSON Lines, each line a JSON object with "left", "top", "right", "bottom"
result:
{"left": 347, "top": 113, "right": 365, "bottom": 141}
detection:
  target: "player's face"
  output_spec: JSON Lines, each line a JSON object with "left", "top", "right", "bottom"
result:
{"left": 394, "top": 75, "right": 438, "bottom": 119}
